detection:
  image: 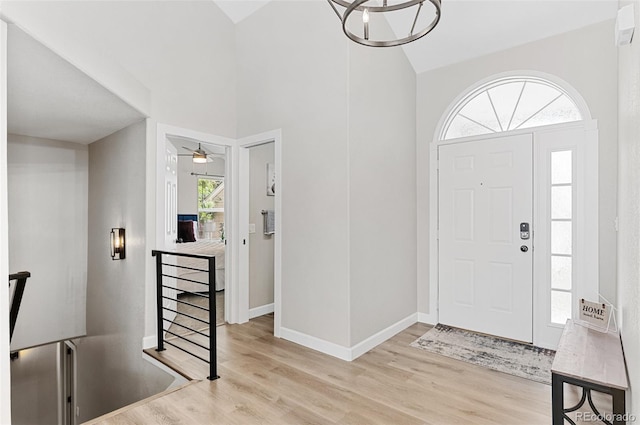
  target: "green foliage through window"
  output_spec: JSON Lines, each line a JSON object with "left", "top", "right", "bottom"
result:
{"left": 197, "top": 178, "right": 225, "bottom": 238}
{"left": 198, "top": 178, "right": 222, "bottom": 210}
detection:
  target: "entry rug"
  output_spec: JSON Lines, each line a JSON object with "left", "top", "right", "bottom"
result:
{"left": 410, "top": 324, "right": 555, "bottom": 385}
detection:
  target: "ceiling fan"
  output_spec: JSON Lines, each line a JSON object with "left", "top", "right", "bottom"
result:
{"left": 179, "top": 143, "right": 214, "bottom": 163}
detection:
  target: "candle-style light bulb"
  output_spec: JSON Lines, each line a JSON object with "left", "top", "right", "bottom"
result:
{"left": 363, "top": 8, "right": 370, "bottom": 40}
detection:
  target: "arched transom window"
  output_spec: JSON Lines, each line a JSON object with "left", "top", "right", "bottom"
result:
{"left": 441, "top": 77, "right": 583, "bottom": 140}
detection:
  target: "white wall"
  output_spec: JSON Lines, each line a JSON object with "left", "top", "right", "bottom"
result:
{"left": 1, "top": 2, "right": 237, "bottom": 410}
{"left": 0, "top": 3, "right": 238, "bottom": 421}
{"left": 416, "top": 20, "right": 619, "bottom": 315}
{"left": 177, "top": 155, "right": 198, "bottom": 215}
{"left": 1, "top": 1, "right": 237, "bottom": 138}
{"left": 0, "top": 4, "right": 150, "bottom": 117}
{"left": 78, "top": 121, "right": 172, "bottom": 423}
{"left": 8, "top": 134, "right": 88, "bottom": 351}
{"left": 237, "top": 2, "right": 417, "bottom": 351}
{"left": 249, "top": 142, "right": 274, "bottom": 310}
{"left": 236, "top": 1, "right": 351, "bottom": 347}
{"left": 10, "top": 343, "right": 58, "bottom": 425}
{"left": 617, "top": 0, "right": 640, "bottom": 414}
{"left": 348, "top": 16, "right": 417, "bottom": 345}
{"left": 0, "top": 19, "right": 11, "bottom": 425}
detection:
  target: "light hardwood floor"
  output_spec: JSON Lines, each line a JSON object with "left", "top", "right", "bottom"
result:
{"left": 90, "top": 315, "right": 557, "bottom": 424}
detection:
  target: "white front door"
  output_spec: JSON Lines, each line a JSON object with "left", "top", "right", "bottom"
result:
{"left": 438, "top": 134, "right": 533, "bottom": 342}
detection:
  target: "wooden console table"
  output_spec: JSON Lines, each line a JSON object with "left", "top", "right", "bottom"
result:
{"left": 551, "top": 319, "right": 629, "bottom": 425}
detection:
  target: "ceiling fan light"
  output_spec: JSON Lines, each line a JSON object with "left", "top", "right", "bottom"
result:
{"left": 193, "top": 152, "right": 207, "bottom": 163}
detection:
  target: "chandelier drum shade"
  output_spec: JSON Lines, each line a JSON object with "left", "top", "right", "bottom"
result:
{"left": 327, "top": 0, "right": 441, "bottom": 47}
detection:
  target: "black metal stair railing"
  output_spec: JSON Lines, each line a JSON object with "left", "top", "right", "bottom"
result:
{"left": 151, "top": 250, "right": 218, "bottom": 381}
{"left": 8, "top": 271, "right": 31, "bottom": 342}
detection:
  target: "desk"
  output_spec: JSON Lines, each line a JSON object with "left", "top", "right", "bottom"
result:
{"left": 551, "top": 320, "right": 628, "bottom": 424}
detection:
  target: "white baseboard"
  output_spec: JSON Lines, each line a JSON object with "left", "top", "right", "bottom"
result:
{"left": 417, "top": 312, "right": 437, "bottom": 326}
{"left": 249, "top": 303, "right": 274, "bottom": 319}
{"left": 350, "top": 313, "right": 418, "bottom": 360}
{"left": 281, "top": 313, "right": 419, "bottom": 362}
{"left": 279, "top": 327, "right": 352, "bottom": 361}
{"left": 142, "top": 335, "right": 157, "bottom": 350}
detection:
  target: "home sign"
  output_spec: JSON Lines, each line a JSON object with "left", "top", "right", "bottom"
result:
{"left": 578, "top": 298, "right": 609, "bottom": 330}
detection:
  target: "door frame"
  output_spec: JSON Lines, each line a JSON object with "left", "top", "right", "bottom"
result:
{"left": 0, "top": 19, "right": 10, "bottom": 425}
{"left": 154, "top": 123, "right": 236, "bottom": 326}
{"left": 532, "top": 122, "right": 600, "bottom": 348}
{"left": 429, "top": 119, "right": 599, "bottom": 348}
{"left": 237, "top": 130, "right": 282, "bottom": 337}
{"left": 57, "top": 340, "right": 77, "bottom": 425}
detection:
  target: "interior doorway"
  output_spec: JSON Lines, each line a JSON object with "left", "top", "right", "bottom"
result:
{"left": 155, "top": 126, "right": 282, "bottom": 334}
{"left": 156, "top": 124, "right": 234, "bottom": 325}
{"left": 237, "top": 130, "right": 282, "bottom": 337}
{"left": 172, "top": 137, "right": 227, "bottom": 327}
{"left": 59, "top": 341, "right": 77, "bottom": 425}
{"left": 245, "top": 142, "right": 276, "bottom": 320}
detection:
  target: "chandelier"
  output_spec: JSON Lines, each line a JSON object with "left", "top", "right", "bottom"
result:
{"left": 327, "top": 0, "right": 441, "bottom": 47}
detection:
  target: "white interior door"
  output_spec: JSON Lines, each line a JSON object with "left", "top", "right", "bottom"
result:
{"left": 163, "top": 140, "right": 178, "bottom": 325}
{"left": 438, "top": 134, "right": 533, "bottom": 342}
{"left": 164, "top": 141, "right": 178, "bottom": 249}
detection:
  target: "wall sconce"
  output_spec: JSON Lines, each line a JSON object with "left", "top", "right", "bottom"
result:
{"left": 110, "top": 228, "right": 126, "bottom": 260}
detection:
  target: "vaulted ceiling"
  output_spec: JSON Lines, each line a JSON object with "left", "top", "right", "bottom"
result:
{"left": 6, "top": 1, "right": 618, "bottom": 145}
{"left": 214, "top": 0, "right": 618, "bottom": 74}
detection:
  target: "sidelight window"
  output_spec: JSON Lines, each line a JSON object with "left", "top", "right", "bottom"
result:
{"left": 550, "top": 150, "right": 574, "bottom": 324}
